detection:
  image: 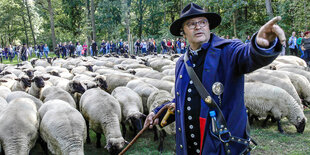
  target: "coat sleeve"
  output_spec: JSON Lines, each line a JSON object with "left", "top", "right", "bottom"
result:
{"left": 226, "top": 32, "right": 283, "bottom": 74}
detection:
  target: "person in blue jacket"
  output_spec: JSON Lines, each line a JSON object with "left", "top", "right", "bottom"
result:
{"left": 144, "top": 3, "right": 286, "bottom": 155}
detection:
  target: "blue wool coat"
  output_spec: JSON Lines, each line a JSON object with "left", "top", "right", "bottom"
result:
{"left": 153, "top": 33, "right": 282, "bottom": 155}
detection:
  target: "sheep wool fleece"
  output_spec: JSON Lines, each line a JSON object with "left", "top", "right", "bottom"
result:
{"left": 153, "top": 33, "right": 282, "bottom": 155}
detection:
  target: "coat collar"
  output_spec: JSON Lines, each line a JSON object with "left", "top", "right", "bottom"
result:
{"left": 179, "top": 33, "right": 232, "bottom": 62}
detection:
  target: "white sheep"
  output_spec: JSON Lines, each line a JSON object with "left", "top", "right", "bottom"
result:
{"left": 111, "top": 86, "right": 145, "bottom": 137}
{"left": 6, "top": 91, "right": 43, "bottom": 110}
{"left": 38, "top": 99, "right": 86, "bottom": 155}
{"left": 244, "top": 82, "right": 307, "bottom": 133}
{"left": 0, "top": 97, "right": 7, "bottom": 113}
{"left": 134, "top": 68, "right": 166, "bottom": 80}
{"left": 258, "top": 69, "right": 310, "bottom": 107}
{"left": 147, "top": 90, "right": 175, "bottom": 153}
{"left": 161, "top": 76, "right": 175, "bottom": 83}
{"left": 277, "top": 67, "right": 310, "bottom": 83}
{"left": 105, "top": 73, "right": 137, "bottom": 93}
{"left": 11, "top": 73, "right": 32, "bottom": 92}
{"left": 140, "top": 77, "right": 174, "bottom": 93}
{"left": 0, "top": 98, "right": 39, "bottom": 155}
{"left": 27, "top": 75, "right": 50, "bottom": 98}
{"left": 246, "top": 71, "right": 302, "bottom": 108}
{"left": 275, "top": 56, "right": 307, "bottom": 67}
{"left": 79, "top": 88, "right": 127, "bottom": 154}
{"left": 34, "top": 59, "right": 51, "bottom": 68}
{"left": 126, "top": 79, "right": 159, "bottom": 114}
{"left": 40, "top": 86, "right": 76, "bottom": 108}
{"left": 0, "top": 86, "right": 11, "bottom": 99}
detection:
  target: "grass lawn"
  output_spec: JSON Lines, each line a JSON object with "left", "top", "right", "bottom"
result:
{"left": 29, "top": 109, "right": 310, "bottom": 155}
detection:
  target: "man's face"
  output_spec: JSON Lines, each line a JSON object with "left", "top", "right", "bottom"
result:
{"left": 183, "top": 17, "right": 210, "bottom": 47}
{"left": 292, "top": 32, "right": 296, "bottom": 36}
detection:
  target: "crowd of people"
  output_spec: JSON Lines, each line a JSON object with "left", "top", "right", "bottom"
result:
{"left": 1, "top": 31, "right": 309, "bottom": 64}
{"left": 288, "top": 31, "right": 310, "bottom": 65}
{"left": 54, "top": 39, "right": 132, "bottom": 58}
{"left": 0, "top": 44, "right": 41, "bottom": 63}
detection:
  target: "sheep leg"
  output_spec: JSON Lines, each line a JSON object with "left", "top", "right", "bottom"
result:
{"left": 86, "top": 120, "right": 91, "bottom": 144}
{"left": 0, "top": 146, "right": 4, "bottom": 155}
{"left": 262, "top": 115, "right": 272, "bottom": 127}
{"left": 96, "top": 133, "right": 102, "bottom": 148}
{"left": 121, "top": 122, "right": 127, "bottom": 138}
{"left": 277, "top": 120, "right": 284, "bottom": 133}
{"left": 271, "top": 116, "right": 277, "bottom": 123}
{"left": 153, "top": 127, "right": 159, "bottom": 141}
{"left": 38, "top": 135, "right": 49, "bottom": 155}
{"left": 158, "top": 130, "right": 167, "bottom": 153}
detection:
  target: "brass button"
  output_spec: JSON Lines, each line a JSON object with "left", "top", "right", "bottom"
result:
{"left": 178, "top": 128, "right": 181, "bottom": 131}
{"left": 177, "top": 110, "right": 180, "bottom": 114}
{"left": 227, "top": 150, "right": 231, "bottom": 154}
{"left": 226, "top": 143, "right": 229, "bottom": 146}
{"left": 205, "top": 96, "right": 212, "bottom": 103}
{"left": 177, "top": 92, "right": 180, "bottom": 96}
{"left": 180, "top": 145, "right": 183, "bottom": 149}
{"left": 179, "top": 75, "right": 182, "bottom": 79}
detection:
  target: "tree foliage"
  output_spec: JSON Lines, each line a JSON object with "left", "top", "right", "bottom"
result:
{"left": 0, "top": 0, "right": 309, "bottom": 48}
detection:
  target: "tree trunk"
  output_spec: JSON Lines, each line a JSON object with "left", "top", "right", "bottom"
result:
{"left": 138, "top": 0, "right": 143, "bottom": 40}
{"left": 125, "top": 0, "right": 132, "bottom": 54}
{"left": 244, "top": 4, "right": 248, "bottom": 22}
{"left": 304, "top": 0, "right": 308, "bottom": 31}
{"left": 90, "top": 0, "right": 96, "bottom": 41}
{"left": 21, "top": 13, "right": 29, "bottom": 45}
{"left": 86, "top": 0, "right": 92, "bottom": 52}
{"left": 232, "top": 11, "right": 237, "bottom": 38}
{"left": 265, "top": 0, "right": 274, "bottom": 18}
{"left": 47, "top": 0, "right": 56, "bottom": 52}
{"left": 25, "top": 0, "right": 36, "bottom": 45}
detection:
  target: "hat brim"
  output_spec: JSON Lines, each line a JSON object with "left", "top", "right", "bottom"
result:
{"left": 170, "top": 13, "right": 221, "bottom": 36}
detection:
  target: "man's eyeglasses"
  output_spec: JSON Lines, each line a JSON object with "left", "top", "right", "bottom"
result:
{"left": 186, "top": 19, "right": 208, "bottom": 29}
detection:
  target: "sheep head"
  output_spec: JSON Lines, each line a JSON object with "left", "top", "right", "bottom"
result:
{"left": 94, "top": 75, "right": 108, "bottom": 91}
{"left": 126, "top": 113, "right": 146, "bottom": 133}
{"left": 84, "top": 65, "right": 94, "bottom": 72}
{"left": 31, "top": 76, "right": 49, "bottom": 88}
{"left": 295, "top": 117, "right": 306, "bottom": 133}
{"left": 68, "top": 80, "right": 86, "bottom": 94}
{"left": 104, "top": 137, "right": 128, "bottom": 155}
{"left": 23, "top": 69, "right": 35, "bottom": 79}
{"left": 16, "top": 76, "right": 31, "bottom": 88}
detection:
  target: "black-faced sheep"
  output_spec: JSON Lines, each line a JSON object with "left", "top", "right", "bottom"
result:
{"left": 40, "top": 86, "right": 76, "bottom": 108}
{"left": 245, "top": 82, "right": 307, "bottom": 133}
{"left": 126, "top": 79, "right": 159, "bottom": 114}
{"left": 80, "top": 88, "right": 127, "bottom": 154}
{"left": 38, "top": 99, "right": 86, "bottom": 155}
{"left": 147, "top": 90, "right": 175, "bottom": 153}
{"left": 6, "top": 91, "right": 43, "bottom": 110}
{"left": 0, "top": 98, "right": 39, "bottom": 155}
{"left": 111, "top": 87, "right": 145, "bottom": 137}
{"left": 246, "top": 71, "right": 302, "bottom": 108}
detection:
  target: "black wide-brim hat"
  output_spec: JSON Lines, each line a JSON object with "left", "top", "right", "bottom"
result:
{"left": 170, "top": 3, "right": 221, "bottom": 36}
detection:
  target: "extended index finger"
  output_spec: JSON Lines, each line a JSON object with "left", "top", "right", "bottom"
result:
{"left": 264, "top": 16, "right": 282, "bottom": 27}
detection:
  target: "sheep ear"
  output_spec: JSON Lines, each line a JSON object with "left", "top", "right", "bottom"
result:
{"left": 140, "top": 113, "right": 147, "bottom": 120}
{"left": 43, "top": 77, "right": 50, "bottom": 81}
{"left": 0, "top": 79, "right": 7, "bottom": 82}
{"left": 15, "top": 78, "right": 21, "bottom": 81}
{"left": 104, "top": 143, "right": 111, "bottom": 150}
{"left": 125, "top": 140, "right": 129, "bottom": 145}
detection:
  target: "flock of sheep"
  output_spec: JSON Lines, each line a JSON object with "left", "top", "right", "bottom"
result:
{"left": 0, "top": 53, "right": 308, "bottom": 154}
{"left": 0, "top": 53, "right": 177, "bottom": 154}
